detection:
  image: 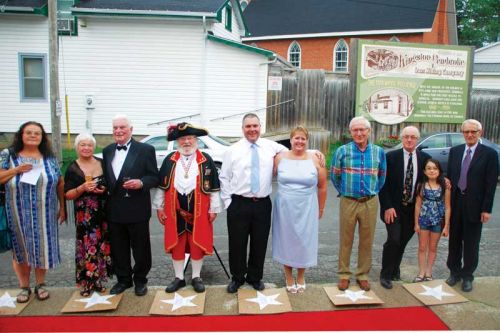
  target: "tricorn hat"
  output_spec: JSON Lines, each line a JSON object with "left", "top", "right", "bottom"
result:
{"left": 167, "top": 122, "right": 208, "bottom": 141}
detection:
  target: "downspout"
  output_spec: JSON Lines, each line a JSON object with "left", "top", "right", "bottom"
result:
{"left": 200, "top": 15, "right": 208, "bottom": 127}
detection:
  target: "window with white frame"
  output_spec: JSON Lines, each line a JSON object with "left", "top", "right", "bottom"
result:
{"left": 19, "top": 54, "right": 47, "bottom": 101}
{"left": 334, "top": 39, "right": 348, "bottom": 72}
{"left": 288, "top": 41, "right": 301, "bottom": 68}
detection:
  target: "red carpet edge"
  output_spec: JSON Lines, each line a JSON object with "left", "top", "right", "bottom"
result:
{"left": 0, "top": 306, "right": 449, "bottom": 332}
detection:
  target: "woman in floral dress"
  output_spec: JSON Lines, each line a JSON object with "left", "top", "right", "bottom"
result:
{"left": 64, "top": 133, "right": 112, "bottom": 296}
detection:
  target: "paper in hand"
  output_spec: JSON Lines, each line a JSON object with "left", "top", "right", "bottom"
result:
{"left": 20, "top": 164, "right": 43, "bottom": 185}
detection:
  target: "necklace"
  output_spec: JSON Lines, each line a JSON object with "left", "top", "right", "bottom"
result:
{"left": 179, "top": 154, "right": 194, "bottom": 179}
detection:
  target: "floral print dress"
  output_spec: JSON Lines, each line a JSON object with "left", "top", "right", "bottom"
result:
{"left": 64, "top": 160, "right": 112, "bottom": 292}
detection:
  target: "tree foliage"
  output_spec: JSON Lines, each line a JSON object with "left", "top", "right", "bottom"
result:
{"left": 456, "top": 0, "right": 500, "bottom": 48}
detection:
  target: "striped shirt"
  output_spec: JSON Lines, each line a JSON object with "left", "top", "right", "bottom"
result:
{"left": 330, "top": 141, "right": 386, "bottom": 198}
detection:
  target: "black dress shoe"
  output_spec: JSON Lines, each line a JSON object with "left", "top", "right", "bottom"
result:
{"left": 445, "top": 275, "right": 461, "bottom": 287}
{"left": 135, "top": 283, "right": 148, "bottom": 296}
{"left": 380, "top": 278, "right": 393, "bottom": 289}
{"left": 248, "top": 280, "right": 265, "bottom": 291}
{"left": 165, "top": 278, "right": 186, "bottom": 293}
{"left": 191, "top": 277, "right": 205, "bottom": 293}
{"left": 227, "top": 280, "right": 243, "bottom": 293}
{"left": 461, "top": 280, "right": 473, "bottom": 292}
{"left": 110, "top": 282, "right": 132, "bottom": 295}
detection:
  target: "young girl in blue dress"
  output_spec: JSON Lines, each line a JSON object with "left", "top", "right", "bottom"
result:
{"left": 414, "top": 159, "right": 450, "bottom": 282}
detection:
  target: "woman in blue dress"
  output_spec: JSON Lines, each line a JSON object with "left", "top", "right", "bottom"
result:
{"left": 272, "top": 126, "right": 327, "bottom": 293}
{"left": 414, "top": 159, "right": 450, "bottom": 282}
{"left": 0, "top": 121, "right": 65, "bottom": 303}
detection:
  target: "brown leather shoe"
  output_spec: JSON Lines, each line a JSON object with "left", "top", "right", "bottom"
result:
{"left": 337, "top": 279, "right": 350, "bottom": 291}
{"left": 356, "top": 279, "right": 371, "bottom": 291}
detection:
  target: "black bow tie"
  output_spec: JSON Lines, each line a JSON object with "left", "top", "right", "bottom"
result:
{"left": 116, "top": 145, "right": 128, "bottom": 151}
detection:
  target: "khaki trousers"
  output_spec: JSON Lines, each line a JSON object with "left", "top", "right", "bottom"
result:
{"left": 338, "top": 196, "right": 378, "bottom": 280}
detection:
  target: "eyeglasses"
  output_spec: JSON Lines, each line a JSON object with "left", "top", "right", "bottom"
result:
{"left": 351, "top": 128, "right": 369, "bottom": 133}
{"left": 462, "top": 130, "right": 479, "bottom": 135}
{"left": 402, "top": 135, "right": 418, "bottom": 140}
{"left": 24, "top": 131, "right": 42, "bottom": 136}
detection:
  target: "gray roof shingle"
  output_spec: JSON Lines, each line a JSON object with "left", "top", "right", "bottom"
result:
{"left": 474, "top": 63, "right": 500, "bottom": 74}
{"left": 73, "top": 0, "right": 228, "bottom": 13}
{"left": 243, "top": 0, "right": 439, "bottom": 38}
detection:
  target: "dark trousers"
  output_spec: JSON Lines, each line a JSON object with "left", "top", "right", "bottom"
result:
{"left": 380, "top": 204, "right": 415, "bottom": 280}
{"left": 447, "top": 193, "right": 483, "bottom": 281}
{"left": 227, "top": 195, "right": 272, "bottom": 283}
{"left": 108, "top": 221, "right": 152, "bottom": 285}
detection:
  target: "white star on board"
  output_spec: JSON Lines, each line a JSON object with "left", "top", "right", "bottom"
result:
{"left": 418, "top": 284, "right": 455, "bottom": 301}
{"left": 335, "top": 289, "right": 373, "bottom": 303}
{"left": 75, "top": 292, "right": 115, "bottom": 309}
{"left": 161, "top": 293, "right": 197, "bottom": 311}
{"left": 245, "top": 291, "right": 283, "bottom": 310}
{"left": 0, "top": 291, "right": 17, "bottom": 308}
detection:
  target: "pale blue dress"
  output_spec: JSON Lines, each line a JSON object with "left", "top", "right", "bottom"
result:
{"left": 272, "top": 158, "right": 319, "bottom": 268}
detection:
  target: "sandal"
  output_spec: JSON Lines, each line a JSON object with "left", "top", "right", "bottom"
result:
{"left": 296, "top": 283, "right": 306, "bottom": 293}
{"left": 80, "top": 288, "right": 91, "bottom": 297}
{"left": 34, "top": 283, "right": 50, "bottom": 301}
{"left": 16, "top": 287, "right": 31, "bottom": 303}
{"left": 286, "top": 283, "right": 297, "bottom": 294}
{"left": 95, "top": 285, "right": 106, "bottom": 293}
{"left": 413, "top": 276, "right": 424, "bottom": 283}
{"left": 424, "top": 275, "right": 433, "bottom": 281}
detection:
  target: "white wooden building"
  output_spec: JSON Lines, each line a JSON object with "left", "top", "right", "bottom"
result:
{"left": 473, "top": 41, "right": 500, "bottom": 90}
{"left": 0, "top": 0, "right": 276, "bottom": 138}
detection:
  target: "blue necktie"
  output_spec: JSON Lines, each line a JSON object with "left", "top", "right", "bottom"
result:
{"left": 251, "top": 143, "right": 260, "bottom": 194}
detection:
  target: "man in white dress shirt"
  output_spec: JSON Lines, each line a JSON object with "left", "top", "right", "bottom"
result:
{"left": 220, "top": 113, "right": 287, "bottom": 293}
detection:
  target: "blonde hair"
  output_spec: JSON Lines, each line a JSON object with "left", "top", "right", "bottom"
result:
{"left": 74, "top": 132, "right": 96, "bottom": 149}
{"left": 290, "top": 125, "right": 309, "bottom": 139}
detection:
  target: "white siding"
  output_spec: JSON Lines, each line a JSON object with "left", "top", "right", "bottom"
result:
{"left": 472, "top": 76, "right": 500, "bottom": 90}
{"left": 475, "top": 43, "right": 500, "bottom": 63}
{"left": 59, "top": 18, "right": 206, "bottom": 135}
{"left": 0, "top": 16, "right": 50, "bottom": 132}
{"left": 58, "top": 17, "right": 267, "bottom": 137}
{"left": 204, "top": 39, "right": 269, "bottom": 136}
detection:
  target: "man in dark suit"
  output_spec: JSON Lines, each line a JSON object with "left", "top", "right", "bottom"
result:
{"left": 379, "top": 126, "right": 430, "bottom": 289}
{"left": 446, "top": 119, "right": 498, "bottom": 292}
{"left": 103, "top": 115, "right": 159, "bottom": 296}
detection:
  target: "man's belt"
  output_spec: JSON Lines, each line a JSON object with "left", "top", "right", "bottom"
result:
{"left": 232, "top": 194, "right": 269, "bottom": 202}
{"left": 344, "top": 195, "right": 374, "bottom": 203}
{"left": 177, "top": 208, "right": 194, "bottom": 225}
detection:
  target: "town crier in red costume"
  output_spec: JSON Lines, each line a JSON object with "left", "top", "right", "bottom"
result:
{"left": 153, "top": 123, "right": 221, "bottom": 293}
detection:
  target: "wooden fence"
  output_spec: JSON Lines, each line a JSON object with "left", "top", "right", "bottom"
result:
{"left": 265, "top": 69, "right": 500, "bottom": 153}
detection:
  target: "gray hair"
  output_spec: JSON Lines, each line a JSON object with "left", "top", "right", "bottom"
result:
{"left": 400, "top": 126, "right": 420, "bottom": 138}
{"left": 349, "top": 116, "right": 371, "bottom": 130}
{"left": 112, "top": 114, "right": 132, "bottom": 127}
{"left": 242, "top": 113, "right": 260, "bottom": 125}
{"left": 74, "top": 132, "right": 96, "bottom": 149}
{"left": 461, "top": 119, "right": 482, "bottom": 131}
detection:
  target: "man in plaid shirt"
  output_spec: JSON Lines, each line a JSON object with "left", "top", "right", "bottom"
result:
{"left": 331, "top": 116, "right": 386, "bottom": 292}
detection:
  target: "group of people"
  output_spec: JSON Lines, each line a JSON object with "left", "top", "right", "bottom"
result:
{"left": 0, "top": 114, "right": 497, "bottom": 304}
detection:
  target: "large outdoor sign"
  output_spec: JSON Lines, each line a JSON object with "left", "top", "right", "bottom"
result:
{"left": 355, "top": 39, "right": 473, "bottom": 125}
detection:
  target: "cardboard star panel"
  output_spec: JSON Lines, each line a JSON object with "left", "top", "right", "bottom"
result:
{"left": 238, "top": 288, "right": 292, "bottom": 314}
{"left": 0, "top": 289, "right": 32, "bottom": 315}
{"left": 149, "top": 290, "right": 205, "bottom": 316}
{"left": 324, "top": 286, "right": 384, "bottom": 306}
{"left": 61, "top": 290, "right": 123, "bottom": 313}
{"left": 403, "top": 279, "right": 469, "bottom": 306}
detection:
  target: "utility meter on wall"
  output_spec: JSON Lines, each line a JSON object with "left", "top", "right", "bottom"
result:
{"left": 85, "top": 95, "right": 95, "bottom": 109}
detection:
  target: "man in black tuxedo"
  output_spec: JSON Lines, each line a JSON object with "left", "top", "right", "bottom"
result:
{"left": 103, "top": 115, "right": 159, "bottom": 296}
{"left": 379, "top": 126, "right": 430, "bottom": 289}
{"left": 446, "top": 119, "right": 498, "bottom": 292}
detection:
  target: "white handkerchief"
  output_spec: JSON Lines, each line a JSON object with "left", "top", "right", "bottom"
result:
{"left": 20, "top": 164, "right": 43, "bottom": 185}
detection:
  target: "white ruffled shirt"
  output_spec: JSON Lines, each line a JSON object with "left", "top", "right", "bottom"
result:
{"left": 152, "top": 153, "right": 221, "bottom": 213}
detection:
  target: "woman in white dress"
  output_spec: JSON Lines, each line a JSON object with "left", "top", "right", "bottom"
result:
{"left": 272, "top": 126, "right": 327, "bottom": 293}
